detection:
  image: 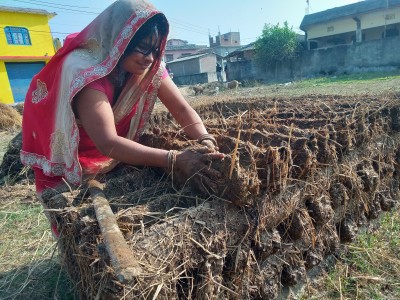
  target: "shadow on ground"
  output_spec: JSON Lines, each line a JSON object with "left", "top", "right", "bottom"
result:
{"left": 0, "top": 258, "right": 77, "bottom": 300}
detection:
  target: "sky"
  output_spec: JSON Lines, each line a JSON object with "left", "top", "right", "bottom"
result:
{"left": 1, "top": 0, "right": 361, "bottom": 46}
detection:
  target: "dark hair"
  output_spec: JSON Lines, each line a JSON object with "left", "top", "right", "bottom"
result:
{"left": 124, "top": 14, "right": 168, "bottom": 58}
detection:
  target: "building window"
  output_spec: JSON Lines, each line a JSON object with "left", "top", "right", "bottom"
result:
{"left": 327, "top": 26, "right": 334, "bottom": 32}
{"left": 4, "top": 26, "right": 31, "bottom": 45}
{"left": 385, "top": 13, "right": 395, "bottom": 20}
{"left": 165, "top": 54, "right": 174, "bottom": 62}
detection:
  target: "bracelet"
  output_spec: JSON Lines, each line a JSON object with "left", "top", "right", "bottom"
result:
{"left": 167, "top": 150, "right": 177, "bottom": 174}
{"left": 197, "top": 133, "right": 217, "bottom": 146}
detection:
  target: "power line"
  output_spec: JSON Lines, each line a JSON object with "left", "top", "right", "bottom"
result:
{"left": 12, "top": 0, "right": 100, "bottom": 14}
{"left": 4, "top": 1, "right": 238, "bottom": 44}
{"left": 10, "top": 0, "right": 217, "bottom": 37}
{"left": 16, "top": 0, "right": 98, "bottom": 9}
{"left": 169, "top": 18, "right": 212, "bottom": 33}
{"left": 10, "top": 0, "right": 222, "bottom": 37}
{"left": 16, "top": 0, "right": 219, "bottom": 37}
{"left": 171, "top": 24, "right": 210, "bottom": 36}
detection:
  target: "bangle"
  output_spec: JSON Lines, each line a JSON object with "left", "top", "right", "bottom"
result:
{"left": 197, "top": 133, "right": 217, "bottom": 146}
{"left": 167, "top": 150, "right": 177, "bottom": 174}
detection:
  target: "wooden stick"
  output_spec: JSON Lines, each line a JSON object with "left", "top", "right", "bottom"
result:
{"left": 88, "top": 179, "right": 142, "bottom": 283}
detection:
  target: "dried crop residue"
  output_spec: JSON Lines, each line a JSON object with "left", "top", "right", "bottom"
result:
{"left": 0, "top": 103, "right": 22, "bottom": 131}
{"left": 20, "top": 94, "right": 400, "bottom": 299}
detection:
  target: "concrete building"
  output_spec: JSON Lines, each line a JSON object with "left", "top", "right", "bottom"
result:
{"left": 208, "top": 31, "right": 242, "bottom": 57}
{"left": 0, "top": 6, "right": 56, "bottom": 104}
{"left": 301, "top": 0, "right": 400, "bottom": 49}
{"left": 164, "top": 39, "right": 208, "bottom": 62}
{"left": 225, "top": 42, "right": 256, "bottom": 62}
{"left": 167, "top": 53, "right": 218, "bottom": 85}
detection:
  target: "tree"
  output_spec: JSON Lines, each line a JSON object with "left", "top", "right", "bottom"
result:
{"left": 254, "top": 22, "right": 300, "bottom": 76}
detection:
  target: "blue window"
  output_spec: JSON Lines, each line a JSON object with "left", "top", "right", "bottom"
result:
{"left": 4, "top": 26, "right": 31, "bottom": 45}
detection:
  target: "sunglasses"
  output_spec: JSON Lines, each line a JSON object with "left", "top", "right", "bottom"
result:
{"left": 132, "top": 44, "right": 160, "bottom": 57}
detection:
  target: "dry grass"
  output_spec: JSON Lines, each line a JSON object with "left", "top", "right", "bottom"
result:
{"left": 0, "top": 71, "right": 400, "bottom": 299}
{"left": 0, "top": 185, "right": 76, "bottom": 299}
{"left": 302, "top": 210, "right": 400, "bottom": 299}
{"left": 0, "top": 103, "right": 22, "bottom": 131}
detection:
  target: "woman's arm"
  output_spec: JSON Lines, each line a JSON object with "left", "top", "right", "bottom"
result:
{"left": 157, "top": 75, "right": 208, "bottom": 139}
{"left": 75, "top": 85, "right": 223, "bottom": 192}
{"left": 74, "top": 87, "right": 169, "bottom": 168}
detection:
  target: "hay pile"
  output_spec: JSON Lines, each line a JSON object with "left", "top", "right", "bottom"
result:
{"left": 0, "top": 132, "right": 33, "bottom": 185}
{"left": 0, "top": 103, "right": 22, "bottom": 130}
{"left": 0, "top": 103, "right": 23, "bottom": 183}
{"left": 27, "top": 94, "right": 400, "bottom": 298}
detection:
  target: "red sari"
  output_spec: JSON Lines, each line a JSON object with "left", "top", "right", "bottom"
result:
{"left": 20, "top": 0, "right": 169, "bottom": 193}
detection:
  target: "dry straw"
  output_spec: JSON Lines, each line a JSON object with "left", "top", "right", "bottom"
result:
{"left": 12, "top": 92, "right": 400, "bottom": 299}
{"left": 0, "top": 103, "right": 22, "bottom": 130}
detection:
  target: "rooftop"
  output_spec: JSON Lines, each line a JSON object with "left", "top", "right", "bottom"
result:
{"left": 167, "top": 53, "right": 214, "bottom": 63}
{"left": 166, "top": 44, "right": 208, "bottom": 51}
{"left": 0, "top": 5, "right": 57, "bottom": 18}
{"left": 300, "top": 0, "right": 400, "bottom": 30}
{"left": 225, "top": 42, "right": 255, "bottom": 58}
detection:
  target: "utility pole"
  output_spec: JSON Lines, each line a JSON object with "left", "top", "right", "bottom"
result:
{"left": 384, "top": 0, "right": 388, "bottom": 38}
{"left": 305, "top": 0, "right": 310, "bottom": 15}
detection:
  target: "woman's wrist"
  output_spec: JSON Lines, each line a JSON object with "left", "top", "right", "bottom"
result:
{"left": 197, "top": 133, "right": 217, "bottom": 147}
{"left": 166, "top": 150, "right": 178, "bottom": 174}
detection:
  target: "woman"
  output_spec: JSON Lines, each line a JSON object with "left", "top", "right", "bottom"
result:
{"left": 21, "top": 0, "right": 223, "bottom": 199}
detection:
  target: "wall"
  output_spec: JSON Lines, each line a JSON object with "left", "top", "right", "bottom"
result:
{"left": 219, "top": 32, "right": 241, "bottom": 46}
{"left": 0, "top": 11, "right": 55, "bottom": 104}
{"left": 168, "top": 54, "right": 216, "bottom": 77}
{"left": 308, "top": 18, "right": 356, "bottom": 40}
{"left": 361, "top": 7, "right": 400, "bottom": 30}
{"left": 173, "top": 72, "right": 218, "bottom": 85}
{"left": 199, "top": 55, "right": 217, "bottom": 73}
{"left": 0, "top": 62, "right": 13, "bottom": 104}
{"left": 298, "top": 35, "right": 400, "bottom": 77}
{"left": 165, "top": 49, "right": 201, "bottom": 62}
{"left": 0, "top": 11, "right": 55, "bottom": 58}
{"left": 229, "top": 36, "right": 400, "bottom": 83}
{"left": 169, "top": 59, "right": 201, "bottom": 77}
{"left": 307, "top": 7, "right": 400, "bottom": 40}
{"left": 227, "top": 60, "right": 258, "bottom": 82}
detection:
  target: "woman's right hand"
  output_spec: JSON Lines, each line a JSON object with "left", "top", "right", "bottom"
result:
{"left": 200, "top": 139, "right": 219, "bottom": 151}
{"left": 173, "top": 147, "right": 224, "bottom": 194}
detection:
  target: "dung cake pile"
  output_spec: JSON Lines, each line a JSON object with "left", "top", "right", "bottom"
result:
{"left": 41, "top": 94, "right": 400, "bottom": 299}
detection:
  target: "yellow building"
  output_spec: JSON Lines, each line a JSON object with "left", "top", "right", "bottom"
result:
{"left": 0, "top": 6, "right": 56, "bottom": 104}
{"left": 301, "top": 0, "right": 400, "bottom": 50}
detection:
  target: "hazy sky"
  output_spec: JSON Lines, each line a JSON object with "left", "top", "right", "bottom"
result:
{"left": 2, "top": 0, "right": 361, "bottom": 45}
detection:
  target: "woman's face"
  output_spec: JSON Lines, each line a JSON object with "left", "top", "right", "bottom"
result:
{"left": 120, "top": 33, "right": 161, "bottom": 75}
